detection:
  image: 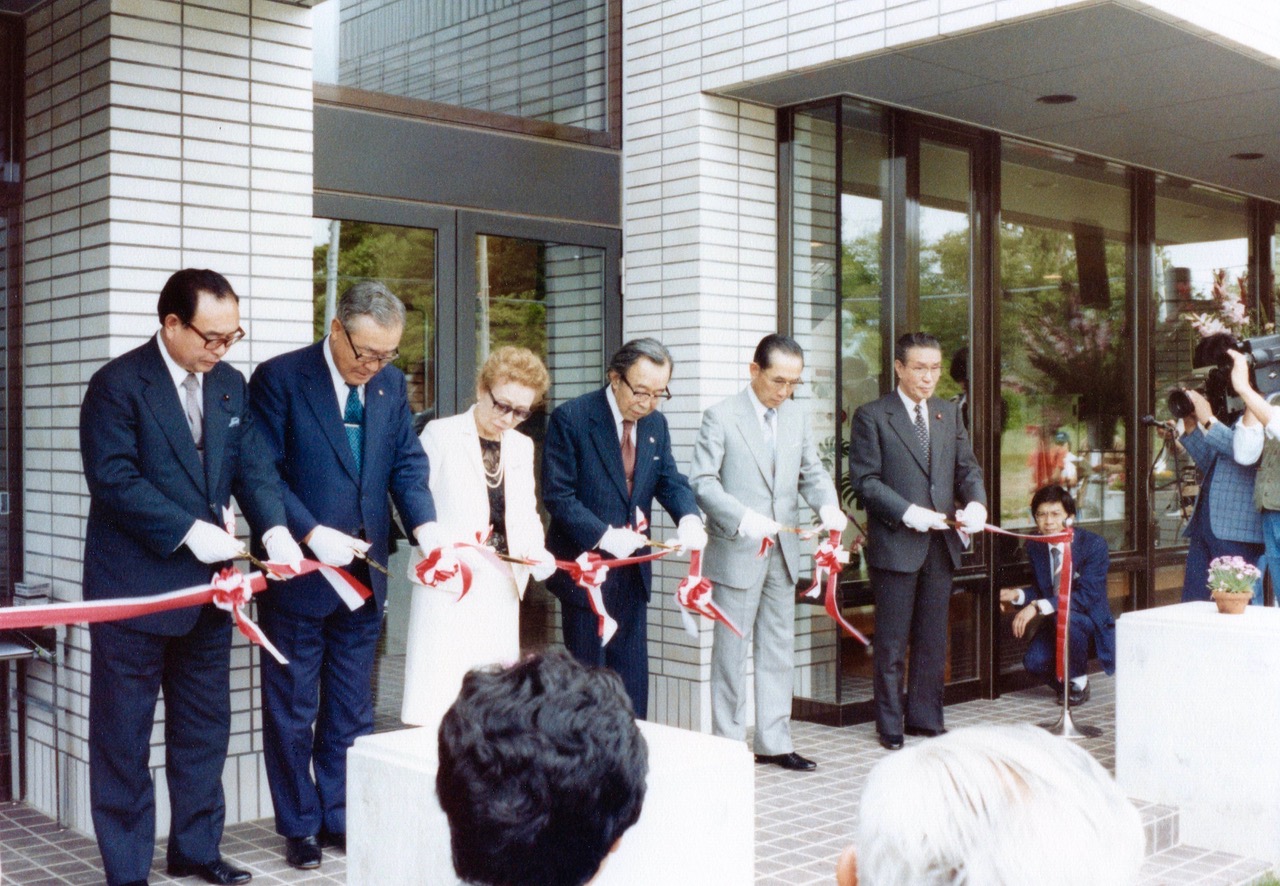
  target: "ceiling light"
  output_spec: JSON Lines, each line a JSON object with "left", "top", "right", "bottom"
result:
{"left": 1230, "top": 152, "right": 1265, "bottom": 160}
{"left": 1036, "top": 94, "right": 1077, "bottom": 105}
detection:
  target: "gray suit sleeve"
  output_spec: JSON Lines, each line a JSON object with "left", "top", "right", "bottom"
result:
{"left": 849, "top": 402, "right": 913, "bottom": 525}
{"left": 690, "top": 406, "right": 746, "bottom": 533}
{"left": 951, "top": 408, "right": 987, "bottom": 507}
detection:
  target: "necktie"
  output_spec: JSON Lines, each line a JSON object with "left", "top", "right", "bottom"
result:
{"left": 914, "top": 403, "right": 930, "bottom": 461}
{"left": 182, "top": 372, "right": 203, "bottom": 459}
{"left": 344, "top": 384, "right": 364, "bottom": 473}
{"left": 764, "top": 407, "right": 777, "bottom": 466}
{"left": 1050, "top": 545, "right": 1062, "bottom": 586}
{"left": 621, "top": 419, "right": 636, "bottom": 495}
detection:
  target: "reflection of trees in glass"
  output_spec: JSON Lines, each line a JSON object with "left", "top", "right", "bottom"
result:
{"left": 919, "top": 227, "right": 969, "bottom": 401}
{"left": 312, "top": 220, "right": 436, "bottom": 375}
{"left": 479, "top": 237, "right": 547, "bottom": 362}
{"left": 1001, "top": 223, "right": 1128, "bottom": 444}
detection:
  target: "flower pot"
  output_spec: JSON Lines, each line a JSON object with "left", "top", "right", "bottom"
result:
{"left": 1211, "top": 589, "right": 1251, "bottom": 614}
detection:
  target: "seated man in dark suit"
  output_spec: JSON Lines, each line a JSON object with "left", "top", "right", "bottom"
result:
{"left": 437, "top": 651, "right": 648, "bottom": 886}
{"left": 999, "top": 485, "right": 1115, "bottom": 706}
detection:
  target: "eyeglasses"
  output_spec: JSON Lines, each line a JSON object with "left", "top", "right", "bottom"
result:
{"left": 185, "top": 321, "right": 245, "bottom": 351}
{"left": 341, "top": 323, "right": 400, "bottom": 366}
{"left": 618, "top": 374, "right": 672, "bottom": 405}
{"left": 764, "top": 375, "right": 805, "bottom": 390}
{"left": 488, "top": 391, "right": 535, "bottom": 423}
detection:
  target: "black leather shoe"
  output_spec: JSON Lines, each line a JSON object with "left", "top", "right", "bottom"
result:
{"left": 318, "top": 829, "right": 346, "bottom": 851}
{"left": 878, "top": 733, "right": 904, "bottom": 750}
{"left": 166, "top": 858, "right": 252, "bottom": 885}
{"left": 284, "top": 835, "right": 322, "bottom": 870}
{"left": 904, "top": 725, "right": 947, "bottom": 737}
{"left": 1068, "top": 682, "right": 1091, "bottom": 707}
{"left": 754, "top": 751, "right": 817, "bottom": 771}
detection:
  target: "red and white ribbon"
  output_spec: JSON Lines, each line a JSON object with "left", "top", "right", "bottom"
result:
{"left": 261, "top": 559, "right": 373, "bottom": 611}
{"left": 209, "top": 568, "right": 289, "bottom": 664}
{"left": 801, "top": 530, "right": 869, "bottom": 646}
{"left": 674, "top": 550, "right": 743, "bottom": 638}
{"left": 561, "top": 552, "right": 616, "bottom": 644}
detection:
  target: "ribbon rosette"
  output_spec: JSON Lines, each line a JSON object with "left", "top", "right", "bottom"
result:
{"left": 210, "top": 567, "right": 289, "bottom": 664}
{"left": 803, "top": 530, "right": 869, "bottom": 646}
{"left": 674, "top": 550, "right": 743, "bottom": 638}
{"left": 562, "top": 552, "right": 616, "bottom": 645}
{"left": 414, "top": 546, "right": 472, "bottom": 600}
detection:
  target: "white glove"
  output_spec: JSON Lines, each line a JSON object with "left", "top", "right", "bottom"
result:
{"left": 526, "top": 548, "right": 557, "bottom": 582}
{"left": 902, "top": 504, "right": 948, "bottom": 533}
{"left": 818, "top": 504, "right": 848, "bottom": 533}
{"left": 184, "top": 520, "right": 246, "bottom": 564}
{"left": 598, "top": 526, "right": 647, "bottom": 559}
{"left": 675, "top": 515, "right": 708, "bottom": 551}
{"left": 262, "top": 526, "right": 304, "bottom": 571}
{"left": 737, "top": 509, "right": 781, "bottom": 541}
{"left": 414, "top": 522, "right": 447, "bottom": 553}
{"left": 306, "top": 525, "right": 370, "bottom": 567}
{"left": 956, "top": 501, "right": 988, "bottom": 535}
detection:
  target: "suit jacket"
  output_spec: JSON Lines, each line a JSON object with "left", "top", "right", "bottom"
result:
{"left": 248, "top": 339, "right": 435, "bottom": 615}
{"left": 1022, "top": 526, "right": 1116, "bottom": 673}
{"left": 1181, "top": 419, "right": 1263, "bottom": 545}
{"left": 690, "top": 390, "right": 838, "bottom": 588}
{"left": 849, "top": 392, "right": 986, "bottom": 572}
{"left": 419, "top": 408, "right": 545, "bottom": 597}
{"left": 80, "top": 337, "right": 286, "bottom": 635}
{"left": 542, "top": 387, "right": 699, "bottom": 606}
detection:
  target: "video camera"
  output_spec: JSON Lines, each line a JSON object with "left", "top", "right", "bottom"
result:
{"left": 1167, "top": 332, "right": 1280, "bottom": 422}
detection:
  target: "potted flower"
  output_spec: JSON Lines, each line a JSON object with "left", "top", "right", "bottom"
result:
{"left": 1206, "top": 555, "right": 1261, "bottom": 614}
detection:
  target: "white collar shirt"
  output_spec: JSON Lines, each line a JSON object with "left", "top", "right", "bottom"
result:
{"left": 324, "top": 335, "right": 363, "bottom": 412}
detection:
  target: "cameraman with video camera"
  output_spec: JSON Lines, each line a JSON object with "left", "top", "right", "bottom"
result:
{"left": 1159, "top": 335, "right": 1264, "bottom": 602}
{"left": 1227, "top": 347, "right": 1280, "bottom": 604}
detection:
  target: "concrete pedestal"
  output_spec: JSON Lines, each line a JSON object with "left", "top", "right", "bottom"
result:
{"left": 347, "top": 720, "right": 754, "bottom": 885}
{"left": 1115, "top": 602, "right": 1280, "bottom": 865}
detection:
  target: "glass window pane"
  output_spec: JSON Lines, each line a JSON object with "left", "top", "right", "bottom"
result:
{"left": 314, "top": 0, "right": 609, "bottom": 132}
{"left": 1152, "top": 180, "right": 1248, "bottom": 550}
{"left": 998, "top": 142, "right": 1133, "bottom": 551}
{"left": 919, "top": 139, "right": 972, "bottom": 409}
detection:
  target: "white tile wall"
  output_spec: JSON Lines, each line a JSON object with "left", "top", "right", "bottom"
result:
{"left": 20, "top": 0, "right": 314, "bottom": 837}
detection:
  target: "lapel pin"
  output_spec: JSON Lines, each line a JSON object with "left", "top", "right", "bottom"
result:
{"left": 649, "top": 437, "right": 655, "bottom": 444}
{"left": 935, "top": 412, "right": 942, "bottom": 420}
{"left": 222, "top": 393, "right": 230, "bottom": 401}
{"left": 378, "top": 389, "right": 384, "bottom": 396}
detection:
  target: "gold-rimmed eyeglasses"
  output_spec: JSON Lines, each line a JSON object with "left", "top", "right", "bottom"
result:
{"left": 619, "top": 374, "right": 672, "bottom": 404}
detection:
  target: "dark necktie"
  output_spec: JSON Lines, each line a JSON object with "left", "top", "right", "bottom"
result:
{"left": 914, "top": 403, "right": 929, "bottom": 461}
{"left": 182, "top": 372, "right": 203, "bottom": 460}
{"left": 621, "top": 419, "right": 636, "bottom": 495}
{"left": 344, "top": 384, "right": 364, "bottom": 473}
{"left": 1050, "top": 545, "right": 1062, "bottom": 585}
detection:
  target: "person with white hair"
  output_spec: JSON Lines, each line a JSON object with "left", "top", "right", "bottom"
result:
{"left": 838, "top": 724, "right": 1144, "bottom": 886}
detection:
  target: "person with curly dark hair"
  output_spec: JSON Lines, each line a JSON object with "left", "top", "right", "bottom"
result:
{"left": 437, "top": 651, "right": 648, "bottom": 886}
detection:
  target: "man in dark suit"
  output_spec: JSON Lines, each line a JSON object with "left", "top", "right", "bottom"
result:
{"left": 850, "top": 332, "right": 987, "bottom": 750}
{"left": 542, "top": 338, "right": 706, "bottom": 718}
{"left": 1000, "top": 485, "right": 1114, "bottom": 706}
{"left": 248, "top": 282, "right": 441, "bottom": 870}
{"left": 81, "top": 268, "right": 305, "bottom": 886}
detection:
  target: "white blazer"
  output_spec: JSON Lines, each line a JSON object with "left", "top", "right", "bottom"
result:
{"left": 419, "top": 408, "right": 546, "bottom": 597}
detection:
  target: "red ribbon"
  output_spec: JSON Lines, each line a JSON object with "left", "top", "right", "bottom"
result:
{"left": 801, "top": 530, "right": 869, "bottom": 646}
{"left": 674, "top": 550, "right": 743, "bottom": 637}
{"left": 556, "top": 546, "right": 671, "bottom": 645}
{"left": 972, "top": 523, "right": 1074, "bottom": 681}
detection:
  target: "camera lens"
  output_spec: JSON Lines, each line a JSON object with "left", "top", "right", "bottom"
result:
{"left": 1167, "top": 389, "right": 1194, "bottom": 420}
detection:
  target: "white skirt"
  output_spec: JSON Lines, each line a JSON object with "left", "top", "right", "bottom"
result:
{"left": 400, "top": 550, "right": 520, "bottom": 733}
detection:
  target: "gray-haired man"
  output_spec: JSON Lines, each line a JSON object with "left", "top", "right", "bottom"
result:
{"left": 542, "top": 338, "right": 707, "bottom": 718}
{"left": 248, "top": 282, "right": 445, "bottom": 869}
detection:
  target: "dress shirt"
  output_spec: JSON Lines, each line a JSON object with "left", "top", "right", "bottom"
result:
{"left": 604, "top": 384, "right": 637, "bottom": 450}
{"left": 744, "top": 385, "right": 774, "bottom": 434}
{"left": 1012, "top": 541, "right": 1063, "bottom": 614}
{"left": 1234, "top": 419, "right": 1265, "bottom": 465}
{"left": 897, "top": 387, "right": 928, "bottom": 446}
{"left": 323, "top": 335, "right": 363, "bottom": 411}
{"left": 156, "top": 331, "right": 203, "bottom": 402}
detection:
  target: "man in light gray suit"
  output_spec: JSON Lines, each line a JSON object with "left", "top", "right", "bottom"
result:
{"left": 691, "top": 334, "right": 847, "bottom": 772}
{"left": 850, "top": 332, "right": 987, "bottom": 751}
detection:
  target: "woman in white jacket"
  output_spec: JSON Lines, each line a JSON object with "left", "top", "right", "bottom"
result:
{"left": 401, "top": 346, "right": 556, "bottom": 730}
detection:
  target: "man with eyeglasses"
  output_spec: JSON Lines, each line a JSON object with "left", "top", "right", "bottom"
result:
{"left": 542, "top": 337, "right": 707, "bottom": 718}
{"left": 690, "top": 334, "right": 846, "bottom": 771}
{"left": 247, "top": 281, "right": 445, "bottom": 870}
{"left": 80, "top": 268, "right": 306, "bottom": 886}
{"left": 850, "top": 332, "right": 987, "bottom": 751}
